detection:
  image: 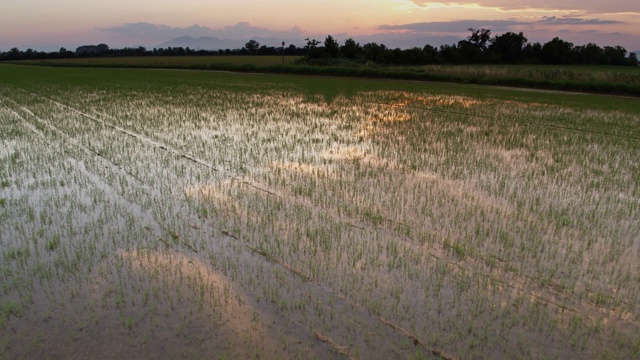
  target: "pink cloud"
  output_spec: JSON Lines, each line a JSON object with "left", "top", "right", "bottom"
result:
{"left": 408, "top": 1, "right": 639, "bottom": 13}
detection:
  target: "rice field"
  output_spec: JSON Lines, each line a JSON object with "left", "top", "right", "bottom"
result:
{"left": 1, "top": 64, "right": 639, "bottom": 359}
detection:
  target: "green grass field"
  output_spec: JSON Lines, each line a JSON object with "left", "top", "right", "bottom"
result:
{"left": 13, "top": 56, "right": 640, "bottom": 95}
{"left": 1, "top": 64, "right": 639, "bottom": 358}
{"left": 22, "top": 55, "right": 301, "bottom": 66}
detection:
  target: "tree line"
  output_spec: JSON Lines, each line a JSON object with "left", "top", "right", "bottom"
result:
{"left": 304, "top": 29, "right": 638, "bottom": 66}
{"left": 0, "top": 41, "right": 306, "bottom": 61}
{"left": 1, "top": 29, "right": 637, "bottom": 66}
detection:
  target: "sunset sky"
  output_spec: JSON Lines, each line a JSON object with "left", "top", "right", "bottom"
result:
{"left": 2, "top": 0, "right": 639, "bottom": 52}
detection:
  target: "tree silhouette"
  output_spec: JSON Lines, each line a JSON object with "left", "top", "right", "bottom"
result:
{"left": 603, "top": 46, "right": 630, "bottom": 65}
{"left": 362, "top": 43, "right": 385, "bottom": 63}
{"left": 457, "top": 40, "right": 484, "bottom": 63}
{"left": 341, "top": 38, "right": 361, "bottom": 59}
{"left": 244, "top": 40, "right": 260, "bottom": 54}
{"left": 304, "top": 38, "right": 320, "bottom": 50}
{"left": 490, "top": 32, "right": 527, "bottom": 63}
{"left": 323, "top": 35, "right": 340, "bottom": 58}
{"left": 574, "top": 43, "right": 604, "bottom": 64}
{"left": 542, "top": 37, "right": 574, "bottom": 64}
{"left": 468, "top": 28, "right": 491, "bottom": 51}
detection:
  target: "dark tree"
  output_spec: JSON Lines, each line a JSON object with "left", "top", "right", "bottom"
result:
{"left": 423, "top": 45, "right": 438, "bottom": 63}
{"left": 257, "top": 45, "right": 279, "bottom": 55}
{"left": 522, "top": 42, "right": 543, "bottom": 63}
{"left": 575, "top": 43, "right": 604, "bottom": 64}
{"left": 58, "top": 47, "right": 74, "bottom": 58}
{"left": 457, "top": 40, "right": 484, "bottom": 63}
{"left": 244, "top": 40, "right": 260, "bottom": 54}
{"left": 438, "top": 44, "right": 462, "bottom": 63}
{"left": 324, "top": 35, "right": 340, "bottom": 58}
{"left": 603, "top": 46, "right": 629, "bottom": 65}
{"left": 340, "top": 38, "right": 361, "bottom": 59}
{"left": 304, "top": 38, "right": 320, "bottom": 50}
{"left": 404, "top": 47, "right": 429, "bottom": 65}
{"left": 96, "top": 43, "right": 109, "bottom": 53}
{"left": 542, "top": 37, "right": 574, "bottom": 64}
{"left": 304, "top": 38, "right": 324, "bottom": 59}
{"left": 284, "top": 44, "right": 300, "bottom": 55}
{"left": 8, "top": 47, "right": 22, "bottom": 60}
{"left": 362, "top": 43, "right": 385, "bottom": 63}
{"left": 467, "top": 28, "right": 492, "bottom": 51}
{"left": 490, "top": 32, "right": 527, "bottom": 63}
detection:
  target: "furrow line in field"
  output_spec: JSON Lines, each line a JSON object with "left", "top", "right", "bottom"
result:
{"left": 66, "top": 157, "right": 164, "bottom": 238}
{"left": 372, "top": 316, "right": 454, "bottom": 360}
{"left": 219, "top": 228, "right": 454, "bottom": 360}
{"left": 20, "top": 89, "right": 298, "bottom": 191}
{"left": 1, "top": 98, "right": 164, "bottom": 238}
{"left": 314, "top": 332, "right": 352, "bottom": 359}
{"left": 168, "top": 179, "right": 458, "bottom": 356}
{"left": 8, "top": 94, "right": 361, "bottom": 356}
{"left": 234, "top": 176, "right": 637, "bottom": 328}
{"left": 2, "top": 98, "right": 348, "bottom": 357}
{"left": 155, "top": 214, "right": 422, "bottom": 359}
{"left": 1, "top": 96, "right": 155, "bottom": 196}
{"left": 7, "top": 90, "right": 444, "bottom": 357}
{"left": 1, "top": 99, "right": 48, "bottom": 141}
{"left": 19, "top": 88, "right": 223, "bottom": 173}
{"left": 361, "top": 100, "right": 640, "bottom": 141}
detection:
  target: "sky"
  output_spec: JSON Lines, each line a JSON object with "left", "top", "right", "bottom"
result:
{"left": 2, "top": 0, "right": 639, "bottom": 52}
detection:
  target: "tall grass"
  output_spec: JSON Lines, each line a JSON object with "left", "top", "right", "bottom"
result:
{"left": 13, "top": 58, "right": 640, "bottom": 96}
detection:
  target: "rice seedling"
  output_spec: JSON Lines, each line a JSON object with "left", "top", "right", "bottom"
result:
{"left": 0, "top": 64, "right": 638, "bottom": 359}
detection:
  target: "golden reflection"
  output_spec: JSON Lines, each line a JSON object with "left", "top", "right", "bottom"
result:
{"left": 355, "top": 92, "right": 494, "bottom": 140}
{"left": 120, "top": 249, "right": 228, "bottom": 296}
{"left": 269, "top": 161, "right": 330, "bottom": 177}
{"left": 361, "top": 91, "right": 491, "bottom": 109}
{"left": 184, "top": 180, "right": 273, "bottom": 226}
{"left": 368, "top": 104, "right": 412, "bottom": 123}
{"left": 432, "top": 95, "right": 486, "bottom": 108}
{"left": 322, "top": 146, "right": 368, "bottom": 161}
{"left": 321, "top": 146, "right": 393, "bottom": 169}
{"left": 184, "top": 180, "right": 234, "bottom": 202}
{"left": 113, "top": 249, "right": 292, "bottom": 356}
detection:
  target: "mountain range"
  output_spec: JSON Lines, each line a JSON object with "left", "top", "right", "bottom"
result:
{"left": 155, "top": 34, "right": 462, "bottom": 51}
{"left": 154, "top": 33, "right": 640, "bottom": 58}
{"left": 156, "top": 36, "right": 302, "bottom": 50}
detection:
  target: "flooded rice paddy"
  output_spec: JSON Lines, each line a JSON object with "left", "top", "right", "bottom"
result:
{"left": 1, "top": 68, "right": 640, "bottom": 359}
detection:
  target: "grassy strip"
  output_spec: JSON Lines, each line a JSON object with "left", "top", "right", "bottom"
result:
{"left": 14, "top": 60, "right": 640, "bottom": 96}
{"left": 18, "top": 55, "right": 302, "bottom": 67}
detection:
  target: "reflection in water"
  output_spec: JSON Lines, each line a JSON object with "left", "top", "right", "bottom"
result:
{"left": 2, "top": 81, "right": 639, "bottom": 359}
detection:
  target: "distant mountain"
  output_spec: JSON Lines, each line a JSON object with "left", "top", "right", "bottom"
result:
{"left": 156, "top": 36, "right": 305, "bottom": 50}
{"left": 392, "top": 35, "right": 462, "bottom": 48}
{"left": 156, "top": 36, "right": 241, "bottom": 50}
